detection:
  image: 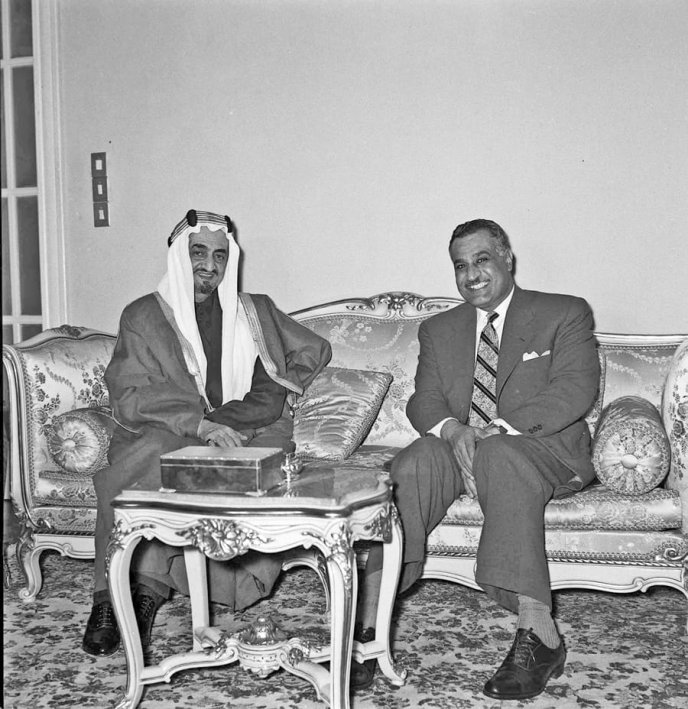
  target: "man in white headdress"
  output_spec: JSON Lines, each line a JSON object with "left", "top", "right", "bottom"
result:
{"left": 83, "top": 209, "right": 331, "bottom": 657}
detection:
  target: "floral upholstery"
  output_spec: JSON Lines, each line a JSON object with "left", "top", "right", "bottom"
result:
{"left": 439, "top": 484, "right": 682, "bottom": 531}
{"left": 29, "top": 505, "right": 98, "bottom": 535}
{"left": 597, "top": 336, "right": 680, "bottom": 409}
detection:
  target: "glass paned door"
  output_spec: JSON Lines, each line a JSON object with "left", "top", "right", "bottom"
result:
{"left": 1, "top": 0, "right": 42, "bottom": 346}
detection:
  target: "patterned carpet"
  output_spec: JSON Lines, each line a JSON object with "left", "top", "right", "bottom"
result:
{"left": 3, "top": 549, "right": 688, "bottom": 709}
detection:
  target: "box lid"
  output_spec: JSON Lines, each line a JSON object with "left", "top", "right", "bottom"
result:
{"left": 161, "top": 446, "right": 283, "bottom": 468}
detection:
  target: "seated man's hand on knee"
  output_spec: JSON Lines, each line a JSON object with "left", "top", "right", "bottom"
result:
{"left": 440, "top": 419, "right": 499, "bottom": 498}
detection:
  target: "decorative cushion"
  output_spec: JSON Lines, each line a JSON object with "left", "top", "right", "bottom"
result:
{"left": 293, "top": 367, "right": 393, "bottom": 460}
{"left": 592, "top": 395, "right": 670, "bottom": 495}
{"left": 296, "top": 313, "right": 424, "bottom": 447}
{"left": 46, "top": 406, "right": 115, "bottom": 475}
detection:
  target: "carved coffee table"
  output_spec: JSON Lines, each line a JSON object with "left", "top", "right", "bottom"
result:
{"left": 107, "top": 464, "right": 407, "bottom": 709}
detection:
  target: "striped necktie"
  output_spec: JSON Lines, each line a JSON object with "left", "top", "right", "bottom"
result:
{"left": 468, "top": 311, "right": 499, "bottom": 427}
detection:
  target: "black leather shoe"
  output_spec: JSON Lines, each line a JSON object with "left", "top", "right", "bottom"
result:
{"left": 82, "top": 601, "right": 120, "bottom": 657}
{"left": 350, "top": 624, "right": 376, "bottom": 691}
{"left": 133, "top": 586, "right": 166, "bottom": 650}
{"left": 483, "top": 628, "right": 566, "bottom": 700}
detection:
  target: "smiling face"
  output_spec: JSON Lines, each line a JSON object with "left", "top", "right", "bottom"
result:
{"left": 449, "top": 229, "right": 514, "bottom": 311}
{"left": 188, "top": 227, "right": 229, "bottom": 302}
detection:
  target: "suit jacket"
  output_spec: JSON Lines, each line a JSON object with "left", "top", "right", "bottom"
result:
{"left": 406, "top": 286, "right": 600, "bottom": 488}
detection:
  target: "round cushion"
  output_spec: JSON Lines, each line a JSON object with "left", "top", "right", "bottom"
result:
{"left": 593, "top": 395, "right": 670, "bottom": 495}
{"left": 46, "top": 407, "right": 115, "bottom": 474}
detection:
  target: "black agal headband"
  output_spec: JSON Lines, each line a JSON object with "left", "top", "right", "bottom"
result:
{"left": 167, "top": 209, "right": 235, "bottom": 247}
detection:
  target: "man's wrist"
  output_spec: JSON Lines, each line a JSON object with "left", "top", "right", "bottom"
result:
{"left": 197, "top": 418, "right": 211, "bottom": 439}
{"left": 440, "top": 418, "right": 465, "bottom": 440}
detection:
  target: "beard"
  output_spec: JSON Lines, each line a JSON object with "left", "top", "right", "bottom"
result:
{"left": 197, "top": 281, "right": 215, "bottom": 295}
{"left": 194, "top": 270, "right": 218, "bottom": 297}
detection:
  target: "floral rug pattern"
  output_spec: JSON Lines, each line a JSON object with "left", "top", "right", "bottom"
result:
{"left": 3, "top": 550, "right": 688, "bottom": 708}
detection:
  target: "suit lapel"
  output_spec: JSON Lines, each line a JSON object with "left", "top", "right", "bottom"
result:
{"left": 447, "top": 305, "right": 477, "bottom": 412}
{"left": 497, "top": 287, "right": 535, "bottom": 398}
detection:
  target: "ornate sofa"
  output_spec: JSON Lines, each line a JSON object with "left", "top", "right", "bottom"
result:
{"left": 3, "top": 293, "right": 687, "bottom": 624}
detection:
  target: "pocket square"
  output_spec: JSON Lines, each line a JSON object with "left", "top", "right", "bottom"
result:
{"left": 523, "top": 350, "right": 550, "bottom": 361}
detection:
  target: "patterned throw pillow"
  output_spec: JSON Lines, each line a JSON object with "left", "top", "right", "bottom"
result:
{"left": 592, "top": 395, "right": 671, "bottom": 495}
{"left": 46, "top": 407, "right": 115, "bottom": 475}
{"left": 293, "top": 367, "right": 393, "bottom": 460}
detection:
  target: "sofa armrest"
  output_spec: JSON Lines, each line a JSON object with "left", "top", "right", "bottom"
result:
{"left": 662, "top": 338, "right": 688, "bottom": 531}
{"left": 2, "top": 327, "right": 116, "bottom": 525}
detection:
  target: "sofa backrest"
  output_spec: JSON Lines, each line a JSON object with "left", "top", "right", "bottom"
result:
{"left": 595, "top": 333, "right": 685, "bottom": 410}
{"left": 294, "top": 292, "right": 685, "bottom": 448}
{"left": 293, "top": 293, "right": 461, "bottom": 446}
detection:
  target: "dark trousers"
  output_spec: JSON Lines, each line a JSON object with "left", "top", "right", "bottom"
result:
{"left": 372, "top": 434, "right": 573, "bottom": 611}
{"left": 92, "top": 414, "right": 294, "bottom": 609}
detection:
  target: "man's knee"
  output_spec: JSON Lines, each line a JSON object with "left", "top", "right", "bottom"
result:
{"left": 391, "top": 436, "right": 449, "bottom": 481}
{"left": 474, "top": 435, "right": 550, "bottom": 498}
{"left": 474, "top": 434, "right": 537, "bottom": 473}
{"left": 95, "top": 429, "right": 182, "bottom": 504}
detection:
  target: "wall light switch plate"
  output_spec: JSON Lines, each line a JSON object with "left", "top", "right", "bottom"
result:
{"left": 93, "top": 201, "right": 110, "bottom": 227}
{"left": 91, "top": 152, "right": 107, "bottom": 177}
{"left": 92, "top": 176, "right": 108, "bottom": 202}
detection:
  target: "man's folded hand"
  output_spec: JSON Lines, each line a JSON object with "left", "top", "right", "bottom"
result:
{"left": 440, "top": 418, "right": 500, "bottom": 498}
{"left": 198, "top": 419, "right": 246, "bottom": 447}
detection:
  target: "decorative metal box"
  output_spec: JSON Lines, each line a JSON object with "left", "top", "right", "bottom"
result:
{"left": 160, "top": 446, "right": 284, "bottom": 495}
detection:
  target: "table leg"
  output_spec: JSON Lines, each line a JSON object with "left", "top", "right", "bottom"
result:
{"left": 108, "top": 533, "right": 145, "bottom": 709}
{"left": 184, "top": 547, "right": 209, "bottom": 651}
{"left": 375, "top": 508, "right": 407, "bottom": 685}
{"left": 326, "top": 536, "right": 357, "bottom": 709}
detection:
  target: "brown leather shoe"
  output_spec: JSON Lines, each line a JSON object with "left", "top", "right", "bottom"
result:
{"left": 483, "top": 628, "right": 566, "bottom": 700}
{"left": 82, "top": 601, "right": 120, "bottom": 656}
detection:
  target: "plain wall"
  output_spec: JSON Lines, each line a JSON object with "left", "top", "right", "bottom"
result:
{"left": 56, "top": 0, "right": 688, "bottom": 334}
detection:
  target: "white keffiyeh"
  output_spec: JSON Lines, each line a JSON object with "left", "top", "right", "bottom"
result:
{"left": 157, "top": 212, "right": 256, "bottom": 406}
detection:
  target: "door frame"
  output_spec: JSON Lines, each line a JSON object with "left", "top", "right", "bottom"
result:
{"left": 33, "top": 0, "right": 67, "bottom": 328}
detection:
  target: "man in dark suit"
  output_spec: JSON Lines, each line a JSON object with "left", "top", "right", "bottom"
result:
{"left": 352, "top": 219, "right": 599, "bottom": 699}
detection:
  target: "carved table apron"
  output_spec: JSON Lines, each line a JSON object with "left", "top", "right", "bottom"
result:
{"left": 107, "top": 465, "right": 407, "bottom": 709}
